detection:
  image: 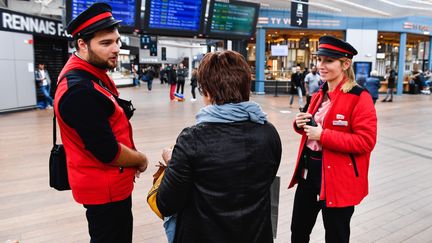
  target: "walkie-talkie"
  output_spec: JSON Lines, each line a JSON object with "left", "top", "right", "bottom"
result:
{"left": 306, "top": 116, "right": 318, "bottom": 127}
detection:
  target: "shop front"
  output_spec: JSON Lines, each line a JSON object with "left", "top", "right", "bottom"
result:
{"left": 252, "top": 9, "right": 432, "bottom": 95}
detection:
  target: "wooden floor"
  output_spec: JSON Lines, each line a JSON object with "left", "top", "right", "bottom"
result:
{"left": 1, "top": 82, "right": 432, "bottom": 243}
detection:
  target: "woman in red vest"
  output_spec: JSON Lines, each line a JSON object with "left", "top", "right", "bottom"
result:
{"left": 289, "top": 36, "right": 377, "bottom": 243}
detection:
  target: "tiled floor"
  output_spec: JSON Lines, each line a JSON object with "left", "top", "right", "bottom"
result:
{"left": 1, "top": 83, "right": 431, "bottom": 243}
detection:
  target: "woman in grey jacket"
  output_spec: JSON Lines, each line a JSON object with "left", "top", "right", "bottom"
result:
{"left": 156, "top": 50, "right": 282, "bottom": 243}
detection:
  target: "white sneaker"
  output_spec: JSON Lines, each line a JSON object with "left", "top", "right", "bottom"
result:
{"left": 190, "top": 98, "right": 197, "bottom": 102}
{"left": 46, "top": 105, "right": 53, "bottom": 109}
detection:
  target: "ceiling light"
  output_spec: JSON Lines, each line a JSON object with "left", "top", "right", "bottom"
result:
{"left": 308, "top": 1, "right": 342, "bottom": 12}
{"left": 407, "top": 0, "right": 432, "bottom": 6}
{"left": 379, "top": 0, "right": 432, "bottom": 11}
{"left": 331, "top": 0, "right": 391, "bottom": 16}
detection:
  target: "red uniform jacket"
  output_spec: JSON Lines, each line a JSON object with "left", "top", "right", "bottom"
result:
{"left": 54, "top": 54, "right": 136, "bottom": 205}
{"left": 289, "top": 79, "right": 377, "bottom": 207}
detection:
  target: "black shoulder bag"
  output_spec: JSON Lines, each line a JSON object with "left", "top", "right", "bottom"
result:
{"left": 49, "top": 112, "right": 71, "bottom": 191}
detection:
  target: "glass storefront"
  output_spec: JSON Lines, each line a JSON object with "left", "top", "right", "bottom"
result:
{"left": 248, "top": 30, "right": 344, "bottom": 81}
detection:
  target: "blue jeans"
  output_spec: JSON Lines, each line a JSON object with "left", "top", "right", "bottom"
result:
{"left": 133, "top": 77, "right": 140, "bottom": 86}
{"left": 40, "top": 85, "right": 53, "bottom": 107}
{"left": 290, "top": 87, "right": 304, "bottom": 108}
{"left": 163, "top": 215, "right": 176, "bottom": 243}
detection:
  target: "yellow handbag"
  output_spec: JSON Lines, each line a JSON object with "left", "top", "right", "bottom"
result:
{"left": 147, "top": 162, "right": 166, "bottom": 219}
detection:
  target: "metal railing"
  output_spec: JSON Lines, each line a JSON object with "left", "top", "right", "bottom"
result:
{"left": 251, "top": 80, "right": 292, "bottom": 97}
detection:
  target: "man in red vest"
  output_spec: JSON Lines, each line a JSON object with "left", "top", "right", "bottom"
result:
{"left": 54, "top": 3, "right": 148, "bottom": 243}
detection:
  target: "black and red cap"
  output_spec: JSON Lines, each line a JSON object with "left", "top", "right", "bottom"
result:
{"left": 66, "top": 3, "right": 121, "bottom": 39}
{"left": 316, "top": 36, "right": 358, "bottom": 59}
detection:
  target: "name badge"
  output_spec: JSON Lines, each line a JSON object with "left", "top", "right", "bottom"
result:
{"left": 336, "top": 114, "right": 345, "bottom": 119}
{"left": 333, "top": 120, "right": 348, "bottom": 126}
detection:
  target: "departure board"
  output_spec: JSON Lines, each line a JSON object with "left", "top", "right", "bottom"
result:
{"left": 143, "top": 0, "right": 206, "bottom": 36}
{"left": 207, "top": 0, "right": 259, "bottom": 39}
{"left": 67, "top": 0, "right": 139, "bottom": 28}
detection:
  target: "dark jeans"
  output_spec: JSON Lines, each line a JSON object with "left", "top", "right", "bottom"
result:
{"left": 84, "top": 196, "right": 133, "bottom": 243}
{"left": 147, "top": 78, "right": 153, "bottom": 91}
{"left": 191, "top": 85, "right": 197, "bottom": 99}
{"left": 176, "top": 81, "right": 185, "bottom": 94}
{"left": 291, "top": 151, "right": 354, "bottom": 243}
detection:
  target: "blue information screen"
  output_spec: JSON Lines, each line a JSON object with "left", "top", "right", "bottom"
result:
{"left": 147, "top": 0, "right": 203, "bottom": 31}
{"left": 70, "top": 0, "right": 137, "bottom": 27}
{"left": 209, "top": 2, "right": 256, "bottom": 36}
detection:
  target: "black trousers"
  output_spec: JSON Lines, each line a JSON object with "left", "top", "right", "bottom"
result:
{"left": 291, "top": 151, "right": 354, "bottom": 243}
{"left": 191, "top": 85, "right": 197, "bottom": 99}
{"left": 84, "top": 196, "right": 133, "bottom": 243}
{"left": 176, "top": 81, "right": 185, "bottom": 94}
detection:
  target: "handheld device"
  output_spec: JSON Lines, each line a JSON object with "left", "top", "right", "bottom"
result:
{"left": 306, "top": 116, "right": 318, "bottom": 127}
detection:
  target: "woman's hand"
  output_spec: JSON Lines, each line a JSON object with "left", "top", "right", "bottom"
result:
{"left": 162, "top": 147, "right": 173, "bottom": 164}
{"left": 304, "top": 124, "right": 323, "bottom": 141}
{"left": 295, "top": 112, "right": 312, "bottom": 129}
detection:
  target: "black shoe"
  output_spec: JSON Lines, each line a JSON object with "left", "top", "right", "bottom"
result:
{"left": 381, "top": 99, "right": 387, "bottom": 102}
{"left": 388, "top": 99, "right": 392, "bottom": 102}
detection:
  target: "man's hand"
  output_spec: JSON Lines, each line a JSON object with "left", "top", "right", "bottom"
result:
{"left": 135, "top": 162, "right": 148, "bottom": 178}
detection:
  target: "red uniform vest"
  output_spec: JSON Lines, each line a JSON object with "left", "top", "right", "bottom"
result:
{"left": 54, "top": 54, "right": 136, "bottom": 205}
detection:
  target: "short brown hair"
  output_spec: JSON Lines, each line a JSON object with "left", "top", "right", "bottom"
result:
{"left": 197, "top": 50, "right": 251, "bottom": 105}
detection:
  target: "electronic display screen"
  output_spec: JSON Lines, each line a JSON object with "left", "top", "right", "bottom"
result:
{"left": 206, "top": 0, "right": 259, "bottom": 39}
{"left": 66, "top": 0, "right": 141, "bottom": 32}
{"left": 143, "top": 0, "right": 206, "bottom": 37}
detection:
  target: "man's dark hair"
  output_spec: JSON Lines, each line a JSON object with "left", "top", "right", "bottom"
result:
{"left": 197, "top": 50, "right": 251, "bottom": 105}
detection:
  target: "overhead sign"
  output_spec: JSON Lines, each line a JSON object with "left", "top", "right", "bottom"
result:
{"left": 290, "top": 0, "right": 308, "bottom": 28}
{"left": 0, "top": 8, "right": 66, "bottom": 37}
{"left": 271, "top": 45, "right": 288, "bottom": 56}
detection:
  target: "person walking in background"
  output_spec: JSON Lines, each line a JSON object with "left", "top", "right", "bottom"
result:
{"left": 303, "top": 66, "right": 321, "bottom": 112}
{"left": 167, "top": 65, "right": 177, "bottom": 100}
{"left": 54, "top": 3, "right": 148, "bottom": 243}
{"left": 382, "top": 67, "right": 397, "bottom": 102}
{"left": 190, "top": 68, "right": 198, "bottom": 102}
{"left": 149, "top": 50, "right": 282, "bottom": 243}
{"left": 145, "top": 66, "right": 155, "bottom": 91}
{"left": 290, "top": 65, "right": 305, "bottom": 108}
{"left": 365, "top": 70, "right": 381, "bottom": 104}
{"left": 35, "top": 63, "right": 53, "bottom": 109}
{"left": 290, "top": 36, "right": 377, "bottom": 243}
{"left": 160, "top": 66, "right": 167, "bottom": 84}
{"left": 131, "top": 64, "right": 140, "bottom": 87}
{"left": 176, "top": 63, "right": 188, "bottom": 95}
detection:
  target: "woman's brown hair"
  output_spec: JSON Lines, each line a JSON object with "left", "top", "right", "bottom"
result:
{"left": 197, "top": 50, "right": 251, "bottom": 105}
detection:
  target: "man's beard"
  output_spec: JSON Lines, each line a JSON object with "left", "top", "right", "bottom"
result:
{"left": 88, "top": 47, "right": 117, "bottom": 70}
